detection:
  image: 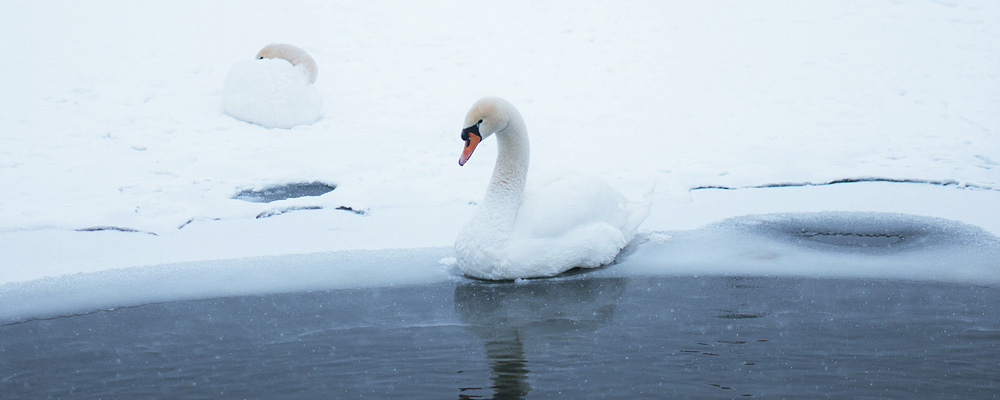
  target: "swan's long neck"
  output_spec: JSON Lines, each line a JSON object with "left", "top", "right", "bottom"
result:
{"left": 479, "top": 110, "right": 529, "bottom": 235}
{"left": 259, "top": 44, "right": 319, "bottom": 84}
{"left": 292, "top": 56, "right": 319, "bottom": 84}
{"left": 276, "top": 51, "right": 318, "bottom": 84}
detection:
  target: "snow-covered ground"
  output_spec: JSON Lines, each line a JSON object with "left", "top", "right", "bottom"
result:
{"left": 1, "top": 1, "right": 998, "bottom": 318}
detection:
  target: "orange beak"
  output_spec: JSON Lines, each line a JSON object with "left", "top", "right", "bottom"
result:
{"left": 459, "top": 133, "right": 481, "bottom": 166}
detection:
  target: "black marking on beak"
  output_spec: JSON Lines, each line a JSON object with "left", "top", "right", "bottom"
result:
{"left": 461, "top": 124, "right": 482, "bottom": 147}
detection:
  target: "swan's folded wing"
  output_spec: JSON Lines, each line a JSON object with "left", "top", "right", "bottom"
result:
{"left": 512, "top": 174, "right": 631, "bottom": 239}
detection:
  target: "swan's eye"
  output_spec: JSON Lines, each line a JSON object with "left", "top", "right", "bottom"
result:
{"left": 258, "top": 56, "right": 264, "bottom": 60}
{"left": 477, "top": 119, "right": 483, "bottom": 126}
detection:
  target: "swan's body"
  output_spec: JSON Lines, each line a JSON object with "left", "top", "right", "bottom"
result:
{"left": 455, "top": 97, "right": 652, "bottom": 280}
{"left": 222, "top": 43, "right": 322, "bottom": 129}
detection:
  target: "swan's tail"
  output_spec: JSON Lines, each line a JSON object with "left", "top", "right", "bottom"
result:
{"left": 623, "top": 178, "right": 657, "bottom": 241}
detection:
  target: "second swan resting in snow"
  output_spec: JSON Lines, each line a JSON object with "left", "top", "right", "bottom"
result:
{"left": 222, "top": 43, "right": 323, "bottom": 129}
{"left": 455, "top": 97, "right": 653, "bottom": 280}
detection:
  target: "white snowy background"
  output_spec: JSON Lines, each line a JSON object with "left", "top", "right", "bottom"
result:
{"left": 1, "top": 1, "right": 998, "bottom": 319}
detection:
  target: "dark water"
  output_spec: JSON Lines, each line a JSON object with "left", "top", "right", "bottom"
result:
{"left": 233, "top": 182, "right": 336, "bottom": 203}
{"left": 2, "top": 276, "right": 998, "bottom": 399}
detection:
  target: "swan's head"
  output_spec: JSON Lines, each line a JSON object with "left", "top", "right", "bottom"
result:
{"left": 255, "top": 43, "right": 319, "bottom": 84}
{"left": 459, "top": 97, "right": 511, "bottom": 166}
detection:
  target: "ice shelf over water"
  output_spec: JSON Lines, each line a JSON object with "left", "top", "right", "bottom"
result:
{"left": 3, "top": 210, "right": 998, "bottom": 324}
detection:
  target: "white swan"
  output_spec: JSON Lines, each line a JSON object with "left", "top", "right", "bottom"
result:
{"left": 454, "top": 97, "right": 653, "bottom": 280}
{"left": 222, "top": 43, "right": 322, "bottom": 129}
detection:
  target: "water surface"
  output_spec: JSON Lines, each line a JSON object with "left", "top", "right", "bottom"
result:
{"left": 3, "top": 275, "right": 997, "bottom": 399}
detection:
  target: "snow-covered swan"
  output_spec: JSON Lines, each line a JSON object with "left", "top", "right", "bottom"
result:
{"left": 454, "top": 97, "right": 653, "bottom": 280}
{"left": 222, "top": 43, "right": 322, "bottom": 129}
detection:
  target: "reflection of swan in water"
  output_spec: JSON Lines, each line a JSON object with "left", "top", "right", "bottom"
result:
{"left": 454, "top": 277, "right": 628, "bottom": 399}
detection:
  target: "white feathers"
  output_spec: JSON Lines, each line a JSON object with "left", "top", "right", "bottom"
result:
{"left": 454, "top": 98, "right": 653, "bottom": 280}
{"left": 478, "top": 174, "right": 651, "bottom": 280}
{"left": 222, "top": 44, "right": 323, "bottom": 129}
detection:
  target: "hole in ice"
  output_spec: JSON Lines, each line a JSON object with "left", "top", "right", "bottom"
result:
{"left": 233, "top": 182, "right": 336, "bottom": 203}
{"left": 798, "top": 232, "right": 904, "bottom": 247}
{"left": 724, "top": 212, "right": 998, "bottom": 254}
{"left": 75, "top": 226, "right": 157, "bottom": 236}
{"left": 716, "top": 311, "right": 766, "bottom": 320}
